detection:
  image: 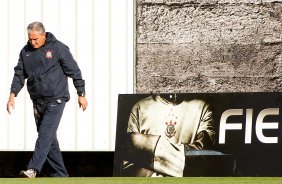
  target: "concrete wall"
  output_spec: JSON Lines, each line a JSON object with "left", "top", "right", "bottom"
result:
{"left": 136, "top": 0, "right": 282, "bottom": 93}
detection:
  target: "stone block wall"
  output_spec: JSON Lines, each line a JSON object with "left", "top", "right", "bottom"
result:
{"left": 136, "top": 0, "right": 282, "bottom": 93}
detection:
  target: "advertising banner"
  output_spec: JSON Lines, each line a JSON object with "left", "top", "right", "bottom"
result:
{"left": 113, "top": 93, "right": 282, "bottom": 176}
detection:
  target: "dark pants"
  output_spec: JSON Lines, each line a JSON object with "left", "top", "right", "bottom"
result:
{"left": 27, "top": 100, "right": 69, "bottom": 177}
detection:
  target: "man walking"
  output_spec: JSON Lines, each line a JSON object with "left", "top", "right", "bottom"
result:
{"left": 6, "top": 21, "right": 88, "bottom": 178}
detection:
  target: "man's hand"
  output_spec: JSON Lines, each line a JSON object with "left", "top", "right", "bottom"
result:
{"left": 7, "top": 93, "right": 16, "bottom": 114}
{"left": 153, "top": 136, "right": 185, "bottom": 177}
{"left": 78, "top": 96, "right": 88, "bottom": 111}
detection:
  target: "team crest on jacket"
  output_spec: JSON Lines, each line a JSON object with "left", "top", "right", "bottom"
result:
{"left": 45, "top": 50, "right": 53, "bottom": 59}
{"left": 165, "top": 120, "right": 176, "bottom": 138}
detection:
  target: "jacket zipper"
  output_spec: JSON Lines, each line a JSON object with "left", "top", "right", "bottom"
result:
{"left": 36, "top": 48, "right": 44, "bottom": 104}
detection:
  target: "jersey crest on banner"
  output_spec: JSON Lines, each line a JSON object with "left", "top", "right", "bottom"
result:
{"left": 165, "top": 120, "right": 176, "bottom": 138}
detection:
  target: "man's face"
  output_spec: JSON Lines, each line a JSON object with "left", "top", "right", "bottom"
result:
{"left": 28, "top": 31, "right": 46, "bottom": 49}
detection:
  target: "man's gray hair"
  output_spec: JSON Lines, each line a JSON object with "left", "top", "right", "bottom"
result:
{"left": 27, "top": 21, "right": 45, "bottom": 34}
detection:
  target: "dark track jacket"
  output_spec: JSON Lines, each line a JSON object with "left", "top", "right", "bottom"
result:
{"left": 10, "top": 32, "right": 85, "bottom": 103}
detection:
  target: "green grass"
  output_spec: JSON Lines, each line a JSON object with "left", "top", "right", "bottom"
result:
{"left": 1, "top": 177, "right": 282, "bottom": 184}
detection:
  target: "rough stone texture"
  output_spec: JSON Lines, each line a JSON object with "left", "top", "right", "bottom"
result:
{"left": 136, "top": 0, "right": 282, "bottom": 93}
